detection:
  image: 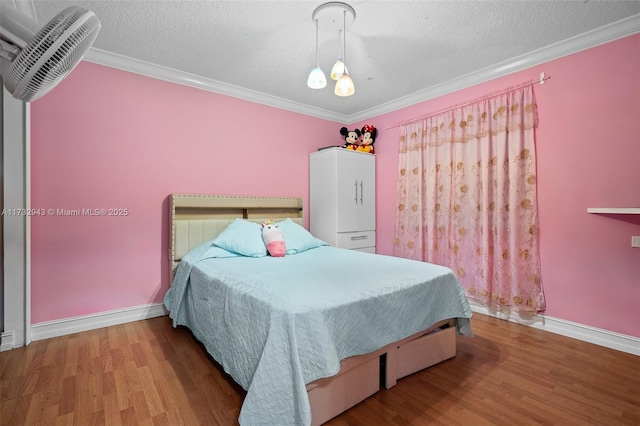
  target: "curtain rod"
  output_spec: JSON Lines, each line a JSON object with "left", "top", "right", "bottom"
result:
{"left": 385, "top": 72, "right": 550, "bottom": 130}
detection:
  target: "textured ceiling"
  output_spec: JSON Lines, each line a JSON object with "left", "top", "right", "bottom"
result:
{"left": 17, "top": 1, "right": 640, "bottom": 120}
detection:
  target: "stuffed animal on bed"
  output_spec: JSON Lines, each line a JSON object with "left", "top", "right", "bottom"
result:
{"left": 262, "top": 219, "right": 286, "bottom": 257}
{"left": 340, "top": 126, "right": 361, "bottom": 151}
{"left": 358, "top": 124, "right": 377, "bottom": 154}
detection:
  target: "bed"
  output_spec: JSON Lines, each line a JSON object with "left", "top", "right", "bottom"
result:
{"left": 164, "top": 194, "right": 473, "bottom": 426}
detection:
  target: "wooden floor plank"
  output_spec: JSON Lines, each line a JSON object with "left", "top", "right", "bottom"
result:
{"left": 1, "top": 313, "right": 638, "bottom": 425}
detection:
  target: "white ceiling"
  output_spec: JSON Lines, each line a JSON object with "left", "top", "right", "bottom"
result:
{"left": 16, "top": 1, "right": 640, "bottom": 122}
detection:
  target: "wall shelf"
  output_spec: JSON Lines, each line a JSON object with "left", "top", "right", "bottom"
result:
{"left": 587, "top": 207, "right": 640, "bottom": 214}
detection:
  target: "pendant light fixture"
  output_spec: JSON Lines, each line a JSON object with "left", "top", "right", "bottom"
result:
{"left": 330, "top": 29, "right": 345, "bottom": 80}
{"left": 308, "top": 2, "right": 356, "bottom": 97}
{"left": 307, "top": 18, "right": 327, "bottom": 89}
{"left": 334, "top": 9, "right": 355, "bottom": 97}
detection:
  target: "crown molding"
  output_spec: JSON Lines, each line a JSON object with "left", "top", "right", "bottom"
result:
{"left": 348, "top": 13, "right": 640, "bottom": 123}
{"left": 82, "top": 48, "right": 343, "bottom": 123}
{"left": 74, "top": 11, "right": 640, "bottom": 123}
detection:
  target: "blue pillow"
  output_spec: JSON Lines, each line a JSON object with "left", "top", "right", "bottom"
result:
{"left": 200, "top": 245, "right": 239, "bottom": 259}
{"left": 213, "top": 219, "right": 267, "bottom": 257}
{"left": 277, "top": 218, "right": 327, "bottom": 254}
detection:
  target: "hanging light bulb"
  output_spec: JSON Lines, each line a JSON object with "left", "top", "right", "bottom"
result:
{"left": 330, "top": 29, "right": 345, "bottom": 80}
{"left": 307, "top": 18, "right": 326, "bottom": 89}
{"left": 308, "top": 67, "right": 327, "bottom": 89}
{"left": 330, "top": 61, "right": 345, "bottom": 80}
{"left": 334, "top": 9, "right": 354, "bottom": 96}
{"left": 335, "top": 73, "right": 355, "bottom": 96}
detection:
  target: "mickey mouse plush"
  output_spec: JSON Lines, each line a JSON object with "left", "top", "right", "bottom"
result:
{"left": 340, "top": 127, "right": 361, "bottom": 151}
{"left": 359, "top": 124, "right": 377, "bottom": 154}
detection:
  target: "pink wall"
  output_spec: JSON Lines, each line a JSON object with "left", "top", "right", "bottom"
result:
{"left": 30, "top": 34, "right": 639, "bottom": 339}
{"left": 30, "top": 62, "right": 339, "bottom": 323}
{"left": 359, "top": 34, "right": 640, "bottom": 337}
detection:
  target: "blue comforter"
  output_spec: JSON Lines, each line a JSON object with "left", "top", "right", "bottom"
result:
{"left": 164, "top": 243, "right": 472, "bottom": 426}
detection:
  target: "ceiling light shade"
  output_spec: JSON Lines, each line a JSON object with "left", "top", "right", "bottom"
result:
{"left": 330, "top": 29, "right": 344, "bottom": 80}
{"left": 330, "top": 59, "right": 345, "bottom": 81}
{"left": 307, "top": 18, "right": 326, "bottom": 89}
{"left": 335, "top": 72, "right": 355, "bottom": 97}
{"left": 309, "top": 2, "right": 356, "bottom": 96}
{"left": 308, "top": 66, "right": 327, "bottom": 89}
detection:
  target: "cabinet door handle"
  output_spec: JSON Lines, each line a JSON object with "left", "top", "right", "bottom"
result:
{"left": 360, "top": 180, "right": 363, "bottom": 204}
{"left": 354, "top": 179, "right": 358, "bottom": 204}
{"left": 350, "top": 235, "right": 368, "bottom": 241}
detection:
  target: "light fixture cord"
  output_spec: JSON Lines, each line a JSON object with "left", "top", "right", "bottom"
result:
{"left": 342, "top": 10, "right": 347, "bottom": 66}
{"left": 315, "top": 19, "right": 320, "bottom": 66}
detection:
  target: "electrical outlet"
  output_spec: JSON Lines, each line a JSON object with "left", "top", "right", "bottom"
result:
{"left": 632, "top": 236, "right": 640, "bottom": 248}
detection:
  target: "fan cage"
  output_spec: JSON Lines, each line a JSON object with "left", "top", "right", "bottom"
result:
{"left": 6, "top": 6, "right": 100, "bottom": 102}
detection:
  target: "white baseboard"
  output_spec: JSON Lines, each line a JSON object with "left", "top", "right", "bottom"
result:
{"left": 10, "top": 301, "right": 640, "bottom": 357}
{"left": 470, "top": 304, "right": 640, "bottom": 356}
{"left": 1, "top": 331, "right": 16, "bottom": 352}
{"left": 30, "top": 302, "right": 168, "bottom": 342}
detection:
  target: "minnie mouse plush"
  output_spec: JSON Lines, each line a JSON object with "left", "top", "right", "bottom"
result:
{"left": 358, "top": 124, "right": 377, "bottom": 154}
{"left": 340, "top": 127, "right": 361, "bottom": 151}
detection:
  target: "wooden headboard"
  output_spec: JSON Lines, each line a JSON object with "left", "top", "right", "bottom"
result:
{"left": 169, "top": 194, "right": 304, "bottom": 276}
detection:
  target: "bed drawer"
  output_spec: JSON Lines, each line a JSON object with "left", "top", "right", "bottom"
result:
{"left": 396, "top": 326, "right": 456, "bottom": 380}
{"left": 336, "top": 231, "right": 376, "bottom": 250}
{"left": 307, "top": 356, "right": 380, "bottom": 426}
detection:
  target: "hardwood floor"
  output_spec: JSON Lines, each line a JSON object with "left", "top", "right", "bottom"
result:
{"left": 2, "top": 313, "right": 638, "bottom": 425}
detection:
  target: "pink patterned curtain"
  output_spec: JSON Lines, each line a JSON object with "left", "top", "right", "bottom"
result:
{"left": 393, "top": 84, "right": 546, "bottom": 314}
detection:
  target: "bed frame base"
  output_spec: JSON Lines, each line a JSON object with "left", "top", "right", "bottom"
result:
{"left": 306, "top": 319, "right": 456, "bottom": 425}
{"left": 308, "top": 352, "right": 381, "bottom": 426}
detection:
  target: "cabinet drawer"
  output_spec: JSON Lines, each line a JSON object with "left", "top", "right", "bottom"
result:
{"left": 336, "top": 231, "right": 376, "bottom": 250}
{"left": 353, "top": 246, "right": 376, "bottom": 254}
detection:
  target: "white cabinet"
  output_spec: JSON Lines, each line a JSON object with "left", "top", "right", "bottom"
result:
{"left": 310, "top": 148, "right": 376, "bottom": 252}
